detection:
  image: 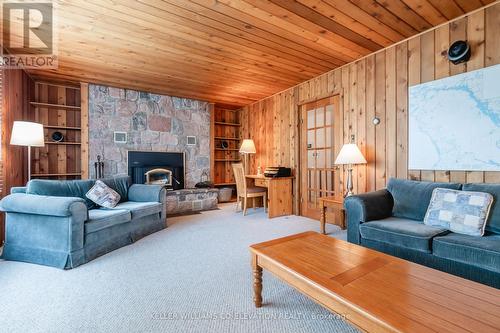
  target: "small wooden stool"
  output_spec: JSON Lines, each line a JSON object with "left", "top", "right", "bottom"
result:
{"left": 318, "top": 197, "right": 345, "bottom": 234}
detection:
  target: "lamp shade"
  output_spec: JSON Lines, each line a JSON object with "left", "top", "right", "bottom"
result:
{"left": 239, "top": 139, "right": 256, "bottom": 154}
{"left": 334, "top": 143, "right": 367, "bottom": 165}
{"left": 10, "top": 121, "right": 45, "bottom": 147}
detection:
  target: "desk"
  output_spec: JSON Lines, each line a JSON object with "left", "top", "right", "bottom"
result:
{"left": 318, "top": 196, "right": 345, "bottom": 234}
{"left": 246, "top": 175, "right": 293, "bottom": 218}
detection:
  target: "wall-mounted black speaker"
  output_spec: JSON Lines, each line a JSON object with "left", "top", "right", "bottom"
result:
{"left": 448, "top": 40, "right": 471, "bottom": 65}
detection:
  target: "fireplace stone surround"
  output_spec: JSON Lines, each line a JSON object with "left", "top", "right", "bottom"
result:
{"left": 89, "top": 84, "right": 218, "bottom": 215}
{"left": 88, "top": 84, "right": 211, "bottom": 188}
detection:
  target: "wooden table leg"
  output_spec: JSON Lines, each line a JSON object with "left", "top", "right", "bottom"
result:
{"left": 252, "top": 255, "right": 263, "bottom": 307}
{"left": 320, "top": 202, "right": 326, "bottom": 235}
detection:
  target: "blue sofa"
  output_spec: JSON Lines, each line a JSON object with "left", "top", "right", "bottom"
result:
{"left": 345, "top": 178, "right": 500, "bottom": 289}
{"left": 0, "top": 176, "right": 167, "bottom": 269}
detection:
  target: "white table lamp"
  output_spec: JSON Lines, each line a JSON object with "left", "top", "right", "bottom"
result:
{"left": 239, "top": 139, "right": 256, "bottom": 174}
{"left": 334, "top": 143, "right": 367, "bottom": 197}
{"left": 10, "top": 121, "right": 45, "bottom": 181}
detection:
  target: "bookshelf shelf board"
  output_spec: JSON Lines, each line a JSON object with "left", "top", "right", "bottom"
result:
{"left": 44, "top": 141, "right": 81, "bottom": 145}
{"left": 214, "top": 137, "right": 241, "bottom": 141}
{"left": 30, "top": 102, "right": 81, "bottom": 110}
{"left": 44, "top": 125, "right": 81, "bottom": 130}
{"left": 31, "top": 173, "right": 82, "bottom": 177}
{"left": 214, "top": 122, "right": 241, "bottom": 127}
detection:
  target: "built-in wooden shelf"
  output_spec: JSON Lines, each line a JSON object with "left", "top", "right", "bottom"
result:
{"left": 44, "top": 141, "right": 81, "bottom": 145}
{"left": 214, "top": 137, "right": 241, "bottom": 141}
{"left": 211, "top": 106, "right": 241, "bottom": 189}
{"left": 44, "top": 125, "right": 81, "bottom": 130}
{"left": 214, "top": 122, "right": 241, "bottom": 127}
{"left": 30, "top": 102, "right": 81, "bottom": 110}
{"left": 31, "top": 173, "right": 82, "bottom": 177}
{"left": 31, "top": 81, "right": 84, "bottom": 181}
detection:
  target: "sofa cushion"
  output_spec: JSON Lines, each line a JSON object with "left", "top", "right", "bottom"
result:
{"left": 463, "top": 183, "right": 500, "bottom": 234}
{"left": 359, "top": 217, "right": 449, "bottom": 253}
{"left": 387, "top": 178, "right": 462, "bottom": 221}
{"left": 27, "top": 179, "right": 96, "bottom": 209}
{"left": 100, "top": 176, "right": 130, "bottom": 203}
{"left": 109, "top": 201, "right": 162, "bottom": 219}
{"left": 85, "top": 209, "right": 131, "bottom": 234}
{"left": 433, "top": 233, "right": 500, "bottom": 273}
{"left": 424, "top": 188, "right": 493, "bottom": 236}
{"left": 86, "top": 180, "right": 121, "bottom": 208}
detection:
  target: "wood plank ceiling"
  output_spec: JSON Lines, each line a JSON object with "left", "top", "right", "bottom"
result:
{"left": 9, "top": 0, "right": 495, "bottom": 105}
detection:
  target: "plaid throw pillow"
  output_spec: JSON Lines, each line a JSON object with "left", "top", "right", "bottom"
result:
{"left": 424, "top": 188, "right": 494, "bottom": 237}
{"left": 86, "top": 180, "right": 121, "bottom": 209}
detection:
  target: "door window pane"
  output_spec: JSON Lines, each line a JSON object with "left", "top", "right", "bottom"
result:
{"left": 326, "top": 149, "right": 333, "bottom": 168}
{"left": 316, "top": 128, "right": 325, "bottom": 148}
{"left": 316, "top": 108, "right": 324, "bottom": 128}
{"left": 316, "top": 149, "right": 325, "bottom": 168}
{"left": 325, "top": 105, "right": 334, "bottom": 126}
{"left": 307, "top": 130, "right": 315, "bottom": 149}
{"left": 325, "top": 127, "right": 332, "bottom": 148}
{"left": 307, "top": 150, "right": 315, "bottom": 168}
{"left": 307, "top": 109, "right": 315, "bottom": 129}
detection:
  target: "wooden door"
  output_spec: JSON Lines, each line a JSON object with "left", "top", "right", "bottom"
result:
{"left": 300, "top": 96, "right": 341, "bottom": 220}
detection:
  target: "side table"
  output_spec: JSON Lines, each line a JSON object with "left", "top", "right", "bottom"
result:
{"left": 318, "top": 196, "right": 345, "bottom": 234}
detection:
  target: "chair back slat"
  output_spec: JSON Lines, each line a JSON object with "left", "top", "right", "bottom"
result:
{"left": 232, "top": 163, "right": 246, "bottom": 197}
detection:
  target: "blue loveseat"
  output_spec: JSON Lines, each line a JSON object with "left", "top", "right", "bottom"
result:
{"left": 0, "top": 176, "right": 167, "bottom": 269}
{"left": 345, "top": 178, "right": 500, "bottom": 289}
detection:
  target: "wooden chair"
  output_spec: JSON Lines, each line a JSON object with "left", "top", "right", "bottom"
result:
{"left": 232, "top": 163, "right": 267, "bottom": 216}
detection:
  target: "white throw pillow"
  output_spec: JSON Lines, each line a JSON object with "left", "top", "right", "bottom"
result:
{"left": 86, "top": 180, "right": 121, "bottom": 208}
{"left": 424, "top": 188, "right": 493, "bottom": 236}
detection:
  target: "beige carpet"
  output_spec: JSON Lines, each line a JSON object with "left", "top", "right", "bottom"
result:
{"left": 0, "top": 203, "right": 358, "bottom": 333}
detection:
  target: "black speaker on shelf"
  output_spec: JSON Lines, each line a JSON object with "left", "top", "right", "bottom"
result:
{"left": 51, "top": 131, "right": 64, "bottom": 142}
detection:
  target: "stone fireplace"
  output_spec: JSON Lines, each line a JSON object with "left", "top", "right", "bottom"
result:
{"left": 88, "top": 84, "right": 218, "bottom": 215}
{"left": 88, "top": 84, "right": 211, "bottom": 188}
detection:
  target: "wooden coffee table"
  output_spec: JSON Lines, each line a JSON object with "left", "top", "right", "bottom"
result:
{"left": 250, "top": 232, "right": 500, "bottom": 333}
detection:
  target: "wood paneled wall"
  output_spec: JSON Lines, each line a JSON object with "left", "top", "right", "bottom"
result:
{"left": 241, "top": 3, "right": 500, "bottom": 214}
{"left": 1, "top": 68, "right": 34, "bottom": 243}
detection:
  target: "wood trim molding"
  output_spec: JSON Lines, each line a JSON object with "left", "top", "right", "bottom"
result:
{"left": 80, "top": 82, "right": 89, "bottom": 179}
{"left": 296, "top": 90, "right": 343, "bottom": 106}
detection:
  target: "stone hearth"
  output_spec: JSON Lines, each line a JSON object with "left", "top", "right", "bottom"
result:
{"left": 166, "top": 188, "right": 219, "bottom": 215}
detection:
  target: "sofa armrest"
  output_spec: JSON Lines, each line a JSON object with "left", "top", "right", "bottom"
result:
{"left": 128, "top": 184, "right": 166, "bottom": 202}
{"left": 344, "top": 189, "right": 394, "bottom": 244}
{"left": 128, "top": 184, "right": 167, "bottom": 222}
{"left": 0, "top": 193, "right": 87, "bottom": 217}
{"left": 10, "top": 186, "right": 27, "bottom": 194}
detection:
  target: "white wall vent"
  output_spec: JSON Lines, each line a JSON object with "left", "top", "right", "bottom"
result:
{"left": 192, "top": 201, "right": 202, "bottom": 211}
